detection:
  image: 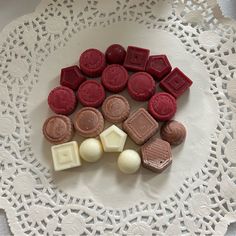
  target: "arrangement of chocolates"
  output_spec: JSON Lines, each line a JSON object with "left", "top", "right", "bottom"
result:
{"left": 43, "top": 44, "right": 192, "bottom": 174}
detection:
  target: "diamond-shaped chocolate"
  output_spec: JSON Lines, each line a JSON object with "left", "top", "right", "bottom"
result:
{"left": 60, "top": 65, "right": 86, "bottom": 90}
{"left": 146, "top": 55, "right": 172, "bottom": 80}
{"left": 159, "top": 67, "right": 192, "bottom": 98}
{"left": 123, "top": 108, "right": 158, "bottom": 145}
{"left": 141, "top": 138, "right": 172, "bottom": 173}
{"left": 123, "top": 46, "right": 150, "bottom": 71}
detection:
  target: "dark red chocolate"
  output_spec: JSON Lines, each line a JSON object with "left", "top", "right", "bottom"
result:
{"left": 159, "top": 67, "right": 193, "bottom": 98}
{"left": 123, "top": 46, "right": 150, "bottom": 71}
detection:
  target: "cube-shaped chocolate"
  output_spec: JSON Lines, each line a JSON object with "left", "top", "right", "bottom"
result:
{"left": 123, "top": 46, "right": 150, "bottom": 71}
{"left": 159, "top": 67, "right": 192, "bottom": 98}
{"left": 60, "top": 65, "right": 86, "bottom": 90}
{"left": 141, "top": 138, "right": 172, "bottom": 173}
{"left": 123, "top": 108, "right": 158, "bottom": 145}
{"left": 146, "top": 55, "right": 172, "bottom": 80}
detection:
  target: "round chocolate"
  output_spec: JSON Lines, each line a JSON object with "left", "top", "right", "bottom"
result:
{"left": 102, "top": 95, "right": 130, "bottom": 123}
{"left": 160, "top": 120, "right": 186, "bottom": 145}
{"left": 74, "top": 107, "right": 104, "bottom": 138}
{"left": 42, "top": 115, "right": 74, "bottom": 144}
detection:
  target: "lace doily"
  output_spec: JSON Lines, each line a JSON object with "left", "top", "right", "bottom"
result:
{"left": 0, "top": 0, "right": 236, "bottom": 235}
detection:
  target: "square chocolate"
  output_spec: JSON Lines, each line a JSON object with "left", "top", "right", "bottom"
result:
{"left": 123, "top": 46, "right": 150, "bottom": 71}
{"left": 146, "top": 55, "right": 172, "bottom": 80}
{"left": 159, "top": 67, "right": 193, "bottom": 98}
{"left": 123, "top": 108, "right": 158, "bottom": 145}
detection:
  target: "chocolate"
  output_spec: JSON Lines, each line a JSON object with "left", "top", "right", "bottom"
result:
{"left": 60, "top": 65, "right": 86, "bottom": 90}
{"left": 160, "top": 120, "right": 186, "bottom": 145}
{"left": 79, "top": 48, "right": 106, "bottom": 78}
{"left": 128, "top": 72, "right": 156, "bottom": 101}
{"left": 48, "top": 86, "right": 77, "bottom": 115}
{"left": 141, "top": 138, "right": 172, "bottom": 173}
{"left": 77, "top": 80, "right": 105, "bottom": 108}
{"left": 101, "top": 64, "right": 128, "bottom": 93}
{"left": 105, "top": 44, "right": 126, "bottom": 65}
{"left": 159, "top": 67, "right": 193, "bottom": 98}
{"left": 102, "top": 95, "right": 130, "bottom": 123}
{"left": 74, "top": 107, "right": 104, "bottom": 138}
{"left": 146, "top": 55, "right": 172, "bottom": 80}
{"left": 123, "top": 108, "right": 159, "bottom": 145}
{"left": 124, "top": 46, "right": 150, "bottom": 71}
{"left": 43, "top": 115, "right": 74, "bottom": 144}
{"left": 148, "top": 92, "right": 177, "bottom": 121}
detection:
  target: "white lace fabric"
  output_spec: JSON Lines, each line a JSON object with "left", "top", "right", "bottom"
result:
{"left": 0, "top": 0, "right": 236, "bottom": 235}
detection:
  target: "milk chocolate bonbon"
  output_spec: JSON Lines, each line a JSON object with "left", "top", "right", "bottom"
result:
{"left": 74, "top": 107, "right": 104, "bottom": 138}
{"left": 102, "top": 95, "right": 130, "bottom": 123}
{"left": 160, "top": 120, "right": 186, "bottom": 145}
{"left": 141, "top": 138, "right": 172, "bottom": 173}
{"left": 43, "top": 115, "right": 74, "bottom": 144}
{"left": 123, "top": 108, "right": 158, "bottom": 145}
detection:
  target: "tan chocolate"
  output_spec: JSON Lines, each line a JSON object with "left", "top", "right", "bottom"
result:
{"left": 43, "top": 115, "right": 74, "bottom": 144}
{"left": 102, "top": 95, "right": 130, "bottom": 123}
{"left": 74, "top": 107, "right": 104, "bottom": 138}
{"left": 123, "top": 108, "right": 158, "bottom": 145}
{"left": 141, "top": 138, "right": 172, "bottom": 173}
{"left": 160, "top": 120, "right": 186, "bottom": 145}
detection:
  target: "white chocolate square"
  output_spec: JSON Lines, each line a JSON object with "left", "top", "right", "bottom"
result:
{"left": 51, "top": 141, "right": 81, "bottom": 171}
{"left": 100, "top": 125, "right": 127, "bottom": 152}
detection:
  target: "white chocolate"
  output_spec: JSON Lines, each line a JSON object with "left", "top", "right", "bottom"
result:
{"left": 99, "top": 125, "right": 127, "bottom": 152}
{"left": 51, "top": 141, "right": 81, "bottom": 171}
{"left": 79, "top": 138, "right": 103, "bottom": 162}
{"left": 117, "top": 149, "right": 141, "bottom": 174}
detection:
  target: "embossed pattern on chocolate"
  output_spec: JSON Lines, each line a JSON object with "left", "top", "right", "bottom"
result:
{"left": 160, "top": 120, "right": 186, "bottom": 145}
{"left": 123, "top": 108, "right": 158, "bottom": 145}
{"left": 141, "top": 138, "right": 172, "bottom": 173}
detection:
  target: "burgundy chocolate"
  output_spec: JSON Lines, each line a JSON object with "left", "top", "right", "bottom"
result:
{"left": 160, "top": 67, "right": 193, "bottom": 98}
{"left": 77, "top": 80, "right": 105, "bottom": 108}
{"left": 123, "top": 46, "right": 150, "bottom": 71}
{"left": 148, "top": 92, "right": 176, "bottom": 121}
{"left": 101, "top": 64, "right": 128, "bottom": 93}
{"left": 141, "top": 138, "right": 172, "bottom": 173}
{"left": 102, "top": 95, "right": 130, "bottom": 123}
{"left": 79, "top": 48, "right": 106, "bottom": 77}
{"left": 146, "top": 55, "right": 172, "bottom": 80}
{"left": 60, "top": 65, "right": 86, "bottom": 90}
{"left": 43, "top": 115, "right": 74, "bottom": 144}
{"left": 105, "top": 44, "right": 126, "bottom": 64}
{"left": 74, "top": 107, "right": 104, "bottom": 138}
{"left": 128, "top": 72, "right": 156, "bottom": 101}
{"left": 123, "top": 108, "right": 159, "bottom": 145}
{"left": 48, "top": 86, "right": 77, "bottom": 115}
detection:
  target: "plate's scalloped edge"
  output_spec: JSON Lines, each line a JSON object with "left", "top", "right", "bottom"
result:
{"left": 0, "top": 198, "right": 24, "bottom": 236}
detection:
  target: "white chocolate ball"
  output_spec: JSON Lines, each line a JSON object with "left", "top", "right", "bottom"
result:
{"left": 79, "top": 138, "right": 103, "bottom": 162}
{"left": 117, "top": 149, "right": 141, "bottom": 174}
